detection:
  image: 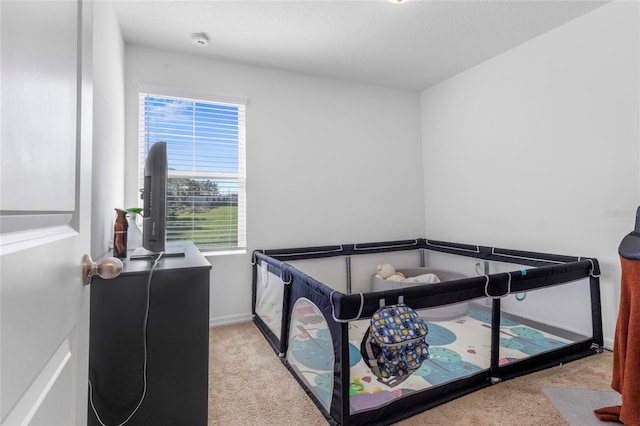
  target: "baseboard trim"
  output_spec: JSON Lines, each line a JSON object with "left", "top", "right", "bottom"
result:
{"left": 210, "top": 313, "right": 253, "bottom": 328}
{"left": 603, "top": 337, "right": 614, "bottom": 351}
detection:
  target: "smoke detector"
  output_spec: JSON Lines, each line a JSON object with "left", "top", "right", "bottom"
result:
{"left": 191, "top": 33, "right": 209, "bottom": 47}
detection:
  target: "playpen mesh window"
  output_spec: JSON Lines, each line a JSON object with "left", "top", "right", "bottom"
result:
{"left": 348, "top": 296, "right": 493, "bottom": 413}
{"left": 287, "top": 298, "right": 334, "bottom": 412}
{"left": 496, "top": 280, "right": 593, "bottom": 365}
{"left": 255, "top": 261, "right": 285, "bottom": 337}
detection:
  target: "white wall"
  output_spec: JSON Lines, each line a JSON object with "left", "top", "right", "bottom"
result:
{"left": 420, "top": 1, "right": 640, "bottom": 348}
{"left": 124, "top": 47, "right": 425, "bottom": 325}
{"left": 91, "top": 2, "right": 125, "bottom": 258}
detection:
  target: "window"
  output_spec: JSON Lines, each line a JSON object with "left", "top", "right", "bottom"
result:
{"left": 138, "top": 87, "right": 246, "bottom": 253}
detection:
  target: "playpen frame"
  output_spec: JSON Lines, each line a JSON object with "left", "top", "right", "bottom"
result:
{"left": 251, "top": 238, "right": 603, "bottom": 425}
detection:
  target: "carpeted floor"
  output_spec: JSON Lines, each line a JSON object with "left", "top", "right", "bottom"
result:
{"left": 209, "top": 322, "right": 615, "bottom": 426}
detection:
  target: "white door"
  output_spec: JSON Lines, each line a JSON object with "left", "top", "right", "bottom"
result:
{"left": 1, "top": 1, "right": 93, "bottom": 425}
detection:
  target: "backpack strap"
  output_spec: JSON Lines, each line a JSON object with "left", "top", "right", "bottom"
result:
{"left": 362, "top": 328, "right": 382, "bottom": 379}
{"left": 379, "top": 295, "right": 404, "bottom": 308}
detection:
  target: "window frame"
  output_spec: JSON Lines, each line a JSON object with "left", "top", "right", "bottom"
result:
{"left": 137, "top": 84, "right": 247, "bottom": 255}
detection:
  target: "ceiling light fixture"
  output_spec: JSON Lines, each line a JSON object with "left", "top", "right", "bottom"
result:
{"left": 387, "top": 0, "right": 409, "bottom": 3}
{"left": 191, "top": 32, "right": 209, "bottom": 47}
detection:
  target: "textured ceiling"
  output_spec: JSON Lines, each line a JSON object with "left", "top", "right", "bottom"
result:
{"left": 113, "top": 0, "right": 609, "bottom": 91}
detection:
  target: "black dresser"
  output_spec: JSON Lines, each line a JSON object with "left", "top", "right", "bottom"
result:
{"left": 88, "top": 242, "right": 211, "bottom": 426}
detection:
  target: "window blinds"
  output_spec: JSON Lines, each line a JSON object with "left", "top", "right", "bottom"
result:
{"left": 139, "top": 92, "right": 246, "bottom": 252}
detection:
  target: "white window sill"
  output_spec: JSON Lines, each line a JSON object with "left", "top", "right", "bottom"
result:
{"left": 201, "top": 249, "right": 247, "bottom": 257}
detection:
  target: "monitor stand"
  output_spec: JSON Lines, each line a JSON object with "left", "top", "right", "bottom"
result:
{"left": 130, "top": 243, "right": 186, "bottom": 260}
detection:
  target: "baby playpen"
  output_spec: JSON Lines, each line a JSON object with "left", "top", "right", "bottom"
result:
{"left": 251, "top": 238, "right": 603, "bottom": 425}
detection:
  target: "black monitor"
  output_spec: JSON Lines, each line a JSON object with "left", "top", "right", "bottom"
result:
{"left": 131, "top": 142, "right": 184, "bottom": 259}
{"left": 142, "top": 141, "right": 167, "bottom": 252}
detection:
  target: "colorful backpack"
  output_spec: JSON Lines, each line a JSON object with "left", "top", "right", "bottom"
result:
{"left": 360, "top": 296, "right": 429, "bottom": 387}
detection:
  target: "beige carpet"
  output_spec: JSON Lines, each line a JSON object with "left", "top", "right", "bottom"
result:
{"left": 209, "top": 322, "right": 614, "bottom": 426}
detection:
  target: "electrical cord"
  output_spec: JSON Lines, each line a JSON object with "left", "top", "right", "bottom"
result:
{"left": 89, "top": 252, "right": 164, "bottom": 426}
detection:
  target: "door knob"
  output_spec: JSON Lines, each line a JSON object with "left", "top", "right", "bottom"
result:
{"left": 82, "top": 254, "right": 123, "bottom": 285}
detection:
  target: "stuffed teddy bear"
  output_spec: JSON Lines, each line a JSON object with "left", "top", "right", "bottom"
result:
{"left": 374, "top": 263, "right": 407, "bottom": 281}
{"left": 374, "top": 263, "right": 441, "bottom": 284}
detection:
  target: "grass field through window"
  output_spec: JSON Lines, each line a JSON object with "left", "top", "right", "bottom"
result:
{"left": 167, "top": 206, "right": 238, "bottom": 250}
